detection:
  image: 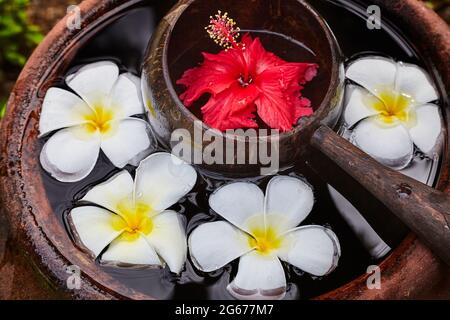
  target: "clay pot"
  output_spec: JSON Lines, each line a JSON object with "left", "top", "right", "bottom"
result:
{"left": 0, "top": 0, "right": 449, "bottom": 299}
{"left": 142, "top": 0, "right": 344, "bottom": 177}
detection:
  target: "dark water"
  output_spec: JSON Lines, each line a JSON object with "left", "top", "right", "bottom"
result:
{"left": 40, "top": 0, "right": 436, "bottom": 300}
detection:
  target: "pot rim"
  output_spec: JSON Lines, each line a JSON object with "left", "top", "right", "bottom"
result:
{"left": 0, "top": 0, "right": 449, "bottom": 300}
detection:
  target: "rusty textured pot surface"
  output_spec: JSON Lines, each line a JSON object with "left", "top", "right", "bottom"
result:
{"left": 0, "top": 0, "right": 449, "bottom": 299}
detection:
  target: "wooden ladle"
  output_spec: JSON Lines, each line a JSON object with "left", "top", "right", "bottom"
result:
{"left": 311, "top": 125, "right": 450, "bottom": 265}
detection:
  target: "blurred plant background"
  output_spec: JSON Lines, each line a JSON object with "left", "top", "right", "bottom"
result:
{"left": 0, "top": 0, "right": 449, "bottom": 119}
{"left": 0, "top": 0, "right": 41, "bottom": 118}
{"left": 0, "top": 0, "right": 73, "bottom": 119}
{"left": 425, "top": 0, "right": 450, "bottom": 21}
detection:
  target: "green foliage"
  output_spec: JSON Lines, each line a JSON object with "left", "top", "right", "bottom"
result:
{"left": 0, "top": 0, "right": 43, "bottom": 119}
{"left": 0, "top": 0, "right": 43, "bottom": 67}
{"left": 0, "top": 99, "right": 6, "bottom": 118}
{"left": 424, "top": 0, "right": 450, "bottom": 10}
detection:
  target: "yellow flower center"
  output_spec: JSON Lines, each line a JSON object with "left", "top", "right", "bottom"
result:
{"left": 366, "top": 88, "right": 415, "bottom": 125}
{"left": 111, "top": 199, "right": 154, "bottom": 241}
{"left": 83, "top": 105, "right": 115, "bottom": 134}
{"left": 248, "top": 227, "right": 283, "bottom": 255}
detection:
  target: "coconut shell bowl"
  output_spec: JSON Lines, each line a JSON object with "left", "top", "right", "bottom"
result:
{"left": 0, "top": 0, "right": 450, "bottom": 299}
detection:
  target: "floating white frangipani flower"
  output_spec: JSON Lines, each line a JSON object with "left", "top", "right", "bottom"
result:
{"left": 189, "top": 176, "right": 341, "bottom": 300}
{"left": 39, "top": 61, "right": 156, "bottom": 182}
{"left": 69, "top": 152, "right": 197, "bottom": 273}
{"left": 344, "top": 56, "right": 443, "bottom": 169}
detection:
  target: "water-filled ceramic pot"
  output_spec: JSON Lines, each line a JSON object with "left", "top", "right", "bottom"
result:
{"left": 0, "top": 0, "right": 449, "bottom": 299}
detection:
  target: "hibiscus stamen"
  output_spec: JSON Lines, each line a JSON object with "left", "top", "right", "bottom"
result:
{"left": 238, "top": 74, "right": 253, "bottom": 87}
{"left": 205, "top": 11, "right": 250, "bottom": 86}
{"left": 205, "top": 11, "right": 242, "bottom": 49}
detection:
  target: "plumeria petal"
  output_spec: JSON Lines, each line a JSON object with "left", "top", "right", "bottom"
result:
{"left": 278, "top": 226, "right": 340, "bottom": 276}
{"left": 100, "top": 118, "right": 154, "bottom": 168}
{"left": 70, "top": 206, "right": 123, "bottom": 257}
{"left": 39, "top": 88, "right": 93, "bottom": 136}
{"left": 101, "top": 234, "right": 162, "bottom": 266}
{"left": 346, "top": 56, "right": 397, "bottom": 98}
{"left": 66, "top": 61, "right": 119, "bottom": 108}
{"left": 134, "top": 153, "right": 197, "bottom": 213}
{"left": 408, "top": 103, "right": 443, "bottom": 154}
{"left": 209, "top": 182, "right": 265, "bottom": 234}
{"left": 109, "top": 73, "right": 145, "bottom": 119}
{"left": 82, "top": 171, "right": 134, "bottom": 214}
{"left": 227, "top": 252, "right": 286, "bottom": 300}
{"left": 264, "top": 176, "right": 314, "bottom": 232}
{"left": 396, "top": 63, "right": 439, "bottom": 105}
{"left": 343, "top": 85, "right": 382, "bottom": 128}
{"left": 189, "top": 221, "right": 252, "bottom": 272}
{"left": 350, "top": 117, "right": 414, "bottom": 169}
{"left": 40, "top": 126, "right": 100, "bottom": 182}
{"left": 145, "top": 211, "right": 187, "bottom": 274}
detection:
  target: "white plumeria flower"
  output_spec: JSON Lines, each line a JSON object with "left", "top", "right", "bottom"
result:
{"left": 68, "top": 152, "right": 197, "bottom": 273}
{"left": 344, "top": 56, "right": 443, "bottom": 169}
{"left": 189, "top": 176, "right": 341, "bottom": 300}
{"left": 39, "top": 61, "right": 156, "bottom": 182}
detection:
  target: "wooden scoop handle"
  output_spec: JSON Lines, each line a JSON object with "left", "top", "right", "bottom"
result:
{"left": 311, "top": 125, "right": 450, "bottom": 265}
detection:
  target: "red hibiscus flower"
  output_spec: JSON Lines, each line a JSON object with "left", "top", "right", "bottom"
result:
{"left": 176, "top": 13, "right": 318, "bottom": 132}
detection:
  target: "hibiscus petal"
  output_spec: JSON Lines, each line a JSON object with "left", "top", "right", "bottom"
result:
{"left": 145, "top": 211, "right": 187, "bottom": 274}
{"left": 100, "top": 118, "right": 154, "bottom": 168}
{"left": 346, "top": 56, "right": 397, "bottom": 98}
{"left": 82, "top": 170, "right": 134, "bottom": 214}
{"left": 39, "top": 88, "right": 93, "bottom": 136}
{"left": 242, "top": 35, "right": 285, "bottom": 75}
{"left": 40, "top": 126, "right": 101, "bottom": 182}
{"left": 201, "top": 83, "right": 259, "bottom": 131}
{"left": 177, "top": 35, "right": 317, "bottom": 132}
{"left": 209, "top": 182, "right": 264, "bottom": 234}
{"left": 69, "top": 206, "right": 124, "bottom": 257}
{"left": 255, "top": 63, "right": 316, "bottom": 131}
{"left": 395, "top": 63, "right": 439, "bottom": 105}
{"left": 189, "top": 221, "right": 252, "bottom": 272}
{"left": 350, "top": 117, "right": 414, "bottom": 169}
{"left": 177, "top": 49, "right": 241, "bottom": 106}
{"left": 295, "top": 99, "right": 314, "bottom": 119}
{"left": 109, "top": 73, "right": 145, "bottom": 119}
{"left": 343, "top": 85, "right": 382, "bottom": 128}
{"left": 264, "top": 176, "right": 314, "bottom": 232}
{"left": 134, "top": 152, "right": 197, "bottom": 213}
{"left": 278, "top": 226, "right": 341, "bottom": 276}
{"left": 408, "top": 103, "right": 443, "bottom": 154}
{"left": 227, "top": 252, "right": 286, "bottom": 300}
{"left": 254, "top": 92, "right": 295, "bottom": 131}
{"left": 101, "top": 234, "right": 162, "bottom": 266}
{"left": 66, "top": 61, "right": 119, "bottom": 108}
